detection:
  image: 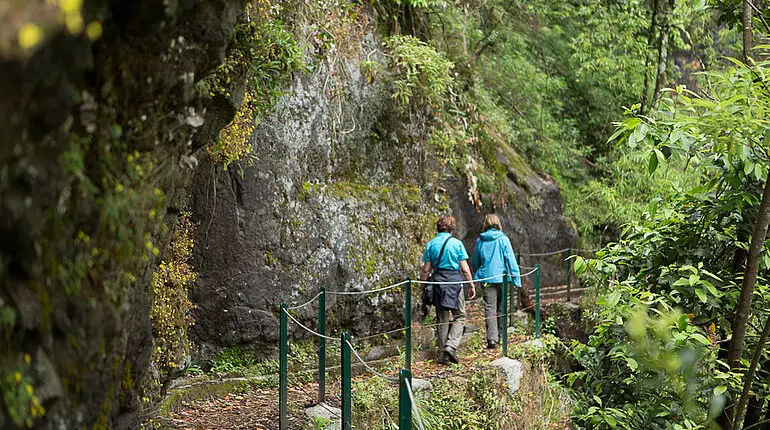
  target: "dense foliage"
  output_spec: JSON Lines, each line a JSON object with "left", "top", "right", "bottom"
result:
{"left": 570, "top": 53, "right": 770, "bottom": 429}
{"left": 149, "top": 212, "right": 198, "bottom": 382}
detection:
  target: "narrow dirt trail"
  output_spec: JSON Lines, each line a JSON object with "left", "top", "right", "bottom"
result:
{"left": 161, "top": 301, "right": 531, "bottom": 429}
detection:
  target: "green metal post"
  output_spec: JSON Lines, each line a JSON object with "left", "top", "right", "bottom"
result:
{"left": 535, "top": 265, "right": 541, "bottom": 339}
{"left": 318, "top": 287, "right": 326, "bottom": 404}
{"left": 510, "top": 272, "right": 516, "bottom": 312}
{"left": 515, "top": 254, "right": 522, "bottom": 311}
{"left": 279, "top": 303, "right": 288, "bottom": 430}
{"left": 405, "top": 277, "right": 412, "bottom": 374}
{"left": 341, "top": 332, "right": 352, "bottom": 430}
{"left": 508, "top": 255, "right": 522, "bottom": 311}
{"left": 399, "top": 369, "right": 413, "bottom": 430}
{"left": 566, "top": 245, "right": 573, "bottom": 303}
{"left": 501, "top": 273, "right": 509, "bottom": 357}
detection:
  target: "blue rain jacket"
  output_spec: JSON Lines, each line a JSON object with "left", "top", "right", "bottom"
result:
{"left": 471, "top": 229, "right": 521, "bottom": 287}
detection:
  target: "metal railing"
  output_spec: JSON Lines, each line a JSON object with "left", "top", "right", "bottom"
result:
{"left": 278, "top": 266, "right": 547, "bottom": 429}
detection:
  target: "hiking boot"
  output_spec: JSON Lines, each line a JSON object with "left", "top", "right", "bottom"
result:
{"left": 445, "top": 349, "right": 460, "bottom": 364}
{"left": 486, "top": 341, "right": 498, "bottom": 350}
{"left": 437, "top": 352, "right": 450, "bottom": 365}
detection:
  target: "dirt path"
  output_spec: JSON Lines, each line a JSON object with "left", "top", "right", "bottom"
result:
{"left": 161, "top": 301, "right": 528, "bottom": 429}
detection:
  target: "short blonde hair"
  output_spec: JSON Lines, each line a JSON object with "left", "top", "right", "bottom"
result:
{"left": 482, "top": 214, "right": 502, "bottom": 231}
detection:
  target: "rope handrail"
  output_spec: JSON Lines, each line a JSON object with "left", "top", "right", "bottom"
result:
{"left": 404, "top": 378, "right": 426, "bottom": 430}
{"left": 353, "top": 327, "right": 407, "bottom": 343}
{"left": 288, "top": 291, "right": 324, "bottom": 310}
{"left": 519, "top": 247, "right": 571, "bottom": 257}
{"left": 327, "top": 279, "right": 411, "bottom": 296}
{"left": 411, "top": 274, "right": 502, "bottom": 285}
{"left": 345, "top": 340, "right": 399, "bottom": 382}
{"left": 284, "top": 309, "right": 339, "bottom": 342}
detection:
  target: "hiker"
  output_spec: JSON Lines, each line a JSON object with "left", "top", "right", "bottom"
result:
{"left": 471, "top": 214, "right": 521, "bottom": 349}
{"left": 420, "top": 215, "right": 476, "bottom": 365}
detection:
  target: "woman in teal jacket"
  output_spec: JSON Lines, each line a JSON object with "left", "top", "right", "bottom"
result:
{"left": 471, "top": 214, "right": 521, "bottom": 349}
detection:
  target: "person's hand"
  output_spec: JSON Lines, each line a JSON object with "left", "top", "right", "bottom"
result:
{"left": 468, "top": 284, "right": 476, "bottom": 300}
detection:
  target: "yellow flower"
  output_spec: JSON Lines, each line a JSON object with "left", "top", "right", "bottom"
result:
{"left": 65, "top": 14, "right": 84, "bottom": 34}
{"left": 18, "top": 23, "right": 44, "bottom": 50}
{"left": 58, "top": 0, "right": 83, "bottom": 14}
{"left": 24, "top": 354, "right": 31, "bottom": 365}
{"left": 85, "top": 21, "right": 102, "bottom": 41}
{"left": 14, "top": 372, "right": 22, "bottom": 382}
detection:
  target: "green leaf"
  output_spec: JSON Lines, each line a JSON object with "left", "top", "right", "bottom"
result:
{"left": 691, "top": 333, "right": 711, "bottom": 345}
{"left": 648, "top": 151, "right": 658, "bottom": 174}
{"left": 695, "top": 288, "right": 707, "bottom": 303}
{"left": 605, "top": 415, "right": 617, "bottom": 427}
{"left": 574, "top": 256, "right": 587, "bottom": 275}
{"left": 625, "top": 357, "right": 638, "bottom": 371}
{"left": 606, "top": 290, "right": 622, "bottom": 308}
{"left": 714, "top": 385, "right": 727, "bottom": 396}
{"left": 607, "top": 126, "right": 626, "bottom": 144}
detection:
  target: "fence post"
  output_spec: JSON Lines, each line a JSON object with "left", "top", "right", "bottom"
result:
{"left": 399, "top": 369, "right": 413, "bottom": 430}
{"left": 566, "top": 245, "right": 573, "bottom": 303}
{"left": 535, "top": 265, "right": 541, "bottom": 339}
{"left": 501, "top": 273, "right": 509, "bottom": 357}
{"left": 279, "top": 303, "right": 288, "bottom": 430}
{"left": 318, "top": 287, "right": 326, "bottom": 404}
{"left": 405, "top": 277, "right": 412, "bottom": 374}
{"left": 516, "top": 254, "right": 522, "bottom": 311}
{"left": 341, "top": 332, "right": 352, "bottom": 430}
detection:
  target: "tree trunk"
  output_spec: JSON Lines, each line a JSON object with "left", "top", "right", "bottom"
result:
{"left": 744, "top": 388, "right": 766, "bottom": 429}
{"left": 641, "top": 0, "right": 659, "bottom": 114}
{"left": 729, "top": 176, "right": 770, "bottom": 370}
{"left": 725, "top": 176, "right": 770, "bottom": 427}
{"left": 743, "top": 0, "right": 754, "bottom": 62}
{"left": 651, "top": 21, "right": 669, "bottom": 110}
{"left": 733, "top": 314, "right": 770, "bottom": 430}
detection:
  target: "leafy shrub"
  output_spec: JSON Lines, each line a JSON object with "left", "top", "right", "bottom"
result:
{"left": 0, "top": 356, "right": 45, "bottom": 428}
{"left": 149, "top": 212, "right": 198, "bottom": 378}
{"left": 202, "top": 5, "right": 305, "bottom": 166}
{"left": 384, "top": 35, "right": 454, "bottom": 108}
{"left": 208, "top": 91, "right": 258, "bottom": 167}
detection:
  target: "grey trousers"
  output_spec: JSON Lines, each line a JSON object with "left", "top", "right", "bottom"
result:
{"left": 483, "top": 283, "right": 503, "bottom": 343}
{"left": 437, "top": 290, "right": 465, "bottom": 353}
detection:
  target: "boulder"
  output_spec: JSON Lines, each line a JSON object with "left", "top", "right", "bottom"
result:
{"left": 490, "top": 357, "right": 524, "bottom": 395}
{"left": 305, "top": 403, "right": 342, "bottom": 430}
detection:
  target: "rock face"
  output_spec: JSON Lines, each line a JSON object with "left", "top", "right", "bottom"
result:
{"left": 189, "top": 59, "right": 439, "bottom": 356}
{"left": 0, "top": 0, "right": 243, "bottom": 428}
{"left": 188, "top": 50, "right": 578, "bottom": 356}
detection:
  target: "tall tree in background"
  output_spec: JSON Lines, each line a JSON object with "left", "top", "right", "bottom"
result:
{"left": 743, "top": 0, "right": 753, "bottom": 60}
{"left": 641, "top": 0, "right": 660, "bottom": 114}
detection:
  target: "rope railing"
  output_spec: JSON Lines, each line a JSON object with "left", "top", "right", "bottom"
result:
{"left": 279, "top": 244, "right": 586, "bottom": 429}
{"left": 346, "top": 340, "right": 399, "bottom": 382}
{"left": 404, "top": 378, "right": 426, "bottom": 430}
{"left": 326, "top": 279, "right": 411, "bottom": 295}
{"left": 283, "top": 309, "right": 340, "bottom": 342}
{"left": 519, "top": 247, "right": 571, "bottom": 257}
{"left": 288, "top": 291, "right": 324, "bottom": 310}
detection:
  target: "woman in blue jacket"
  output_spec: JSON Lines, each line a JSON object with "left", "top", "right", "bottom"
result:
{"left": 471, "top": 214, "right": 521, "bottom": 349}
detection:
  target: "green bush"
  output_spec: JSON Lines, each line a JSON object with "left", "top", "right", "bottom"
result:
{"left": 149, "top": 212, "right": 197, "bottom": 379}
{"left": 384, "top": 34, "right": 454, "bottom": 109}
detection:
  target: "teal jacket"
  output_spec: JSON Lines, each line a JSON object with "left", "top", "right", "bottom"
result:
{"left": 471, "top": 229, "right": 521, "bottom": 287}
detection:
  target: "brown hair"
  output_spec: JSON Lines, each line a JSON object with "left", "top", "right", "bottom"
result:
{"left": 482, "top": 214, "right": 502, "bottom": 231}
{"left": 436, "top": 215, "right": 456, "bottom": 233}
